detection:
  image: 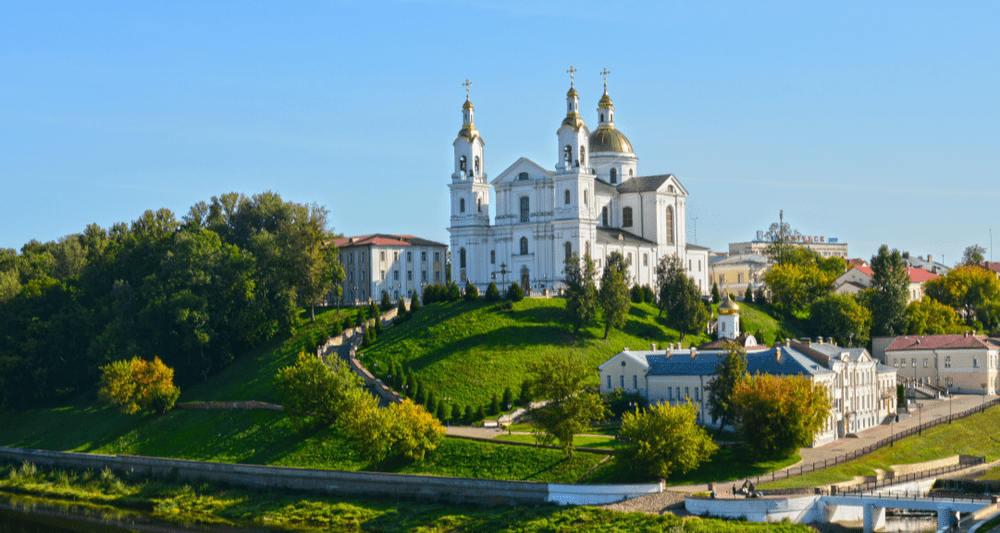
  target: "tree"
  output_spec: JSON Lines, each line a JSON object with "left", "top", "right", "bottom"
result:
{"left": 962, "top": 245, "right": 987, "bottom": 267}
{"left": 502, "top": 386, "right": 513, "bottom": 409}
{"left": 764, "top": 261, "right": 836, "bottom": 316}
{"left": 711, "top": 282, "right": 721, "bottom": 304}
{"left": 410, "top": 289, "right": 421, "bottom": 312}
{"left": 906, "top": 296, "right": 966, "bottom": 335}
{"left": 507, "top": 282, "right": 524, "bottom": 302}
{"left": 98, "top": 356, "right": 181, "bottom": 415}
{"left": 618, "top": 401, "right": 718, "bottom": 480}
{"left": 643, "top": 284, "right": 655, "bottom": 304}
{"left": 868, "top": 245, "right": 909, "bottom": 337}
{"left": 744, "top": 285, "right": 753, "bottom": 303}
{"left": 396, "top": 296, "right": 407, "bottom": 318}
{"left": 631, "top": 283, "right": 644, "bottom": 303}
{"left": 809, "top": 293, "right": 872, "bottom": 347}
{"left": 656, "top": 254, "right": 709, "bottom": 340}
{"left": 599, "top": 251, "right": 631, "bottom": 340}
{"left": 707, "top": 342, "right": 748, "bottom": 433}
{"left": 446, "top": 281, "right": 462, "bottom": 301}
{"left": 563, "top": 253, "right": 599, "bottom": 335}
{"left": 523, "top": 353, "right": 608, "bottom": 455}
{"left": 339, "top": 386, "right": 396, "bottom": 471}
{"left": 489, "top": 393, "right": 500, "bottom": 415}
{"left": 393, "top": 399, "right": 446, "bottom": 461}
{"left": 275, "top": 352, "right": 362, "bottom": 429}
{"left": 464, "top": 281, "right": 479, "bottom": 301}
{"left": 484, "top": 281, "right": 500, "bottom": 302}
{"left": 762, "top": 209, "right": 802, "bottom": 266}
{"left": 380, "top": 290, "right": 392, "bottom": 312}
{"left": 923, "top": 265, "right": 1000, "bottom": 332}
{"left": 733, "top": 373, "right": 831, "bottom": 459}
{"left": 367, "top": 300, "right": 380, "bottom": 322}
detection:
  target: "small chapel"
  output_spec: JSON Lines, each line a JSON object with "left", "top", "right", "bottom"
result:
{"left": 447, "top": 69, "right": 709, "bottom": 296}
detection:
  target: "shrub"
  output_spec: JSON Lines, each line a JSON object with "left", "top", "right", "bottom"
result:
{"left": 619, "top": 402, "right": 717, "bottom": 480}
{"left": 355, "top": 309, "right": 364, "bottom": 327}
{"left": 330, "top": 317, "right": 343, "bottom": 338}
{"left": 489, "top": 393, "right": 500, "bottom": 415}
{"left": 406, "top": 372, "right": 416, "bottom": 399}
{"left": 374, "top": 315, "right": 384, "bottom": 335}
{"left": 476, "top": 404, "right": 486, "bottom": 421}
{"left": 380, "top": 291, "right": 392, "bottom": 312}
{"left": 98, "top": 356, "right": 181, "bottom": 415}
{"left": 436, "top": 400, "right": 448, "bottom": 420}
{"left": 507, "top": 282, "right": 524, "bottom": 302}
{"left": 447, "top": 281, "right": 462, "bottom": 302}
{"left": 464, "top": 405, "right": 474, "bottom": 421}
{"left": 485, "top": 281, "right": 500, "bottom": 302}
{"left": 495, "top": 300, "right": 514, "bottom": 313}
{"left": 631, "top": 283, "right": 644, "bottom": 303}
{"left": 397, "top": 297, "right": 407, "bottom": 318}
{"left": 392, "top": 399, "right": 446, "bottom": 462}
{"left": 275, "top": 352, "right": 362, "bottom": 429}
{"left": 410, "top": 289, "right": 421, "bottom": 312}
{"left": 755, "top": 286, "right": 767, "bottom": 303}
{"left": 414, "top": 377, "right": 426, "bottom": 406}
{"left": 426, "top": 390, "right": 438, "bottom": 412}
{"left": 643, "top": 284, "right": 655, "bottom": 304}
{"left": 452, "top": 402, "right": 462, "bottom": 422}
{"left": 464, "top": 281, "right": 479, "bottom": 301}
{"left": 502, "top": 387, "right": 513, "bottom": 410}
{"left": 745, "top": 285, "right": 754, "bottom": 303}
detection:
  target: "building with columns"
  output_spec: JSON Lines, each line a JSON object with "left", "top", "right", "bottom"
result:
{"left": 448, "top": 72, "right": 709, "bottom": 296}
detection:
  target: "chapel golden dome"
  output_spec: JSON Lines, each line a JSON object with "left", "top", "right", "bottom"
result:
{"left": 463, "top": 98, "right": 474, "bottom": 110}
{"left": 588, "top": 125, "right": 633, "bottom": 153}
{"left": 598, "top": 92, "right": 614, "bottom": 108}
{"left": 718, "top": 295, "right": 740, "bottom": 315}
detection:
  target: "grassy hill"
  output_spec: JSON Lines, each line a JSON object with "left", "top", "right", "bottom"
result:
{"left": 361, "top": 298, "right": 710, "bottom": 408}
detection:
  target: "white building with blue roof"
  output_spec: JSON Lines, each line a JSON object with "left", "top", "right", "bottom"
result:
{"left": 599, "top": 337, "right": 897, "bottom": 447}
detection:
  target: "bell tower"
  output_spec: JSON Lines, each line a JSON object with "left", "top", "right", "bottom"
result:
{"left": 448, "top": 79, "right": 491, "bottom": 290}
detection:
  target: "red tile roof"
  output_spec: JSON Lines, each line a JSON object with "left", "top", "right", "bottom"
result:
{"left": 885, "top": 334, "right": 995, "bottom": 351}
{"left": 331, "top": 234, "right": 446, "bottom": 249}
{"left": 849, "top": 266, "right": 938, "bottom": 283}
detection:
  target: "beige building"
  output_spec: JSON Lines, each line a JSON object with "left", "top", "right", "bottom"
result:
{"left": 884, "top": 334, "right": 1000, "bottom": 395}
{"left": 729, "top": 231, "right": 848, "bottom": 259}
{"left": 708, "top": 253, "right": 773, "bottom": 296}
{"left": 834, "top": 265, "right": 940, "bottom": 303}
{"left": 333, "top": 234, "right": 447, "bottom": 306}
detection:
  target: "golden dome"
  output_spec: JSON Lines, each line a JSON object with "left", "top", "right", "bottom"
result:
{"left": 588, "top": 125, "right": 633, "bottom": 153}
{"left": 561, "top": 112, "right": 585, "bottom": 131}
{"left": 456, "top": 124, "right": 479, "bottom": 143}
{"left": 463, "top": 99, "right": 474, "bottom": 110}
{"left": 599, "top": 92, "right": 613, "bottom": 108}
{"left": 718, "top": 295, "right": 740, "bottom": 315}
{"left": 567, "top": 87, "right": 579, "bottom": 98}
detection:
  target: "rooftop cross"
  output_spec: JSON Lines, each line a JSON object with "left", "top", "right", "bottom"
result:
{"left": 600, "top": 68, "right": 611, "bottom": 90}
{"left": 463, "top": 79, "right": 473, "bottom": 100}
{"left": 567, "top": 65, "right": 577, "bottom": 87}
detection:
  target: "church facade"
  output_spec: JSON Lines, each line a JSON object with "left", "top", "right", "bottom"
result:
{"left": 448, "top": 73, "right": 709, "bottom": 296}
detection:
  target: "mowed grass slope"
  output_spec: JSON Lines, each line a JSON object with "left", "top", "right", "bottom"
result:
{"left": 363, "top": 298, "right": 709, "bottom": 407}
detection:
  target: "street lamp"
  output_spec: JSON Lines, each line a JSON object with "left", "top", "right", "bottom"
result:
{"left": 498, "top": 262, "right": 509, "bottom": 296}
{"left": 982, "top": 383, "right": 987, "bottom": 412}
{"left": 947, "top": 377, "right": 953, "bottom": 423}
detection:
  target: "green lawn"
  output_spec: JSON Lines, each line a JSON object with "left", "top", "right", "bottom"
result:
{"left": 495, "top": 433, "right": 623, "bottom": 450}
{"left": 362, "top": 299, "right": 709, "bottom": 408}
{"left": 762, "top": 404, "right": 1000, "bottom": 489}
{"left": 584, "top": 446, "right": 800, "bottom": 486}
{"left": 0, "top": 462, "right": 816, "bottom": 533}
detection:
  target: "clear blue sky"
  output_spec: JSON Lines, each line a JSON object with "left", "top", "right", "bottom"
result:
{"left": 4, "top": 1, "right": 998, "bottom": 264}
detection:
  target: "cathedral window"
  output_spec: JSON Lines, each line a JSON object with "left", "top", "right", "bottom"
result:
{"left": 490, "top": 250, "right": 495, "bottom": 264}
{"left": 602, "top": 207, "right": 608, "bottom": 226}
{"left": 460, "top": 198, "right": 465, "bottom": 213}
{"left": 643, "top": 254, "right": 648, "bottom": 266}
{"left": 460, "top": 248, "right": 466, "bottom": 268}
{"left": 520, "top": 237, "right": 529, "bottom": 255}
{"left": 584, "top": 190, "right": 588, "bottom": 206}
{"left": 474, "top": 156, "right": 480, "bottom": 175}
{"left": 564, "top": 190, "right": 571, "bottom": 205}
{"left": 518, "top": 172, "right": 529, "bottom": 181}
{"left": 629, "top": 169, "right": 634, "bottom": 177}
{"left": 460, "top": 156, "right": 467, "bottom": 171}
{"left": 622, "top": 206, "right": 633, "bottom": 227}
{"left": 610, "top": 168, "right": 617, "bottom": 184}
{"left": 520, "top": 197, "right": 530, "bottom": 223}
{"left": 666, "top": 205, "right": 674, "bottom": 244}
{"left": 565, "top": 241, "right": 572, "bottom": 262}
{"left": 600, "top": 113, "right": 605, "bottom": 122}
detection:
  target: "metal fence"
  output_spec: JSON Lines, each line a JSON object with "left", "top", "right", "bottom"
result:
{"left": 840, "top": 458, "right": 987, "bottom": 496}
{"left": 751, "top": 397, "right": 1000, "bottom": 486}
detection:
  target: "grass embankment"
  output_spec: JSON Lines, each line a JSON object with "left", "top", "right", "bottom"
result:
{"left": 0, "top": 462, "right": 816, "bottom": 533}
{"left": 362, "top": 299, "right": 709, "bottom": 408}
{"left": 762, "top": 405, "right": 1000, "bottom": 489}
{"left": 0, "top": 307, "right": 603, "bottom": 484}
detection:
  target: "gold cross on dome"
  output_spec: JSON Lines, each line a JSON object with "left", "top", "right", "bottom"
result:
{"left": 600, "top": 68, "right": 611, "bottom": 89}
{"left": 567, "top": 65, "right": 577, "bottom": 87}
{"left": 463, "top": 79, "right": 473, "bottom": 99}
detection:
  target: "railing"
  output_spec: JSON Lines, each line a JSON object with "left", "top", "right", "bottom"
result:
{"left": 752, "top": 398, "right": 1000, "bottom": 486}
{"left": 839, "top": 458, "right": 987, "bottom": 496}
{"left": 835, "top": 487, "right": 993, "bottom": 504}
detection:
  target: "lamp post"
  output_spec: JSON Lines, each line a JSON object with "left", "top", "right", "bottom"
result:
{"left": 947, "top": 376, "right": 953, "bottom": 423}
{"left": 983, "top": 382, "right": 988, "bottom": 412}
{"left": 498, "top": 262, "right": 509, "bottom": 296}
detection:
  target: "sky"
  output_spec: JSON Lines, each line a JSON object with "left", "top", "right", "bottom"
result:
{"left": 3, "top": 1, "right": 999, "bottom": 264}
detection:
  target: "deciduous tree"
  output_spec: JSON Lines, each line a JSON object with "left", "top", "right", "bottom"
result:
{"left": 906, "top": 296, "right": 966, "bottom": 335}
{"left": 98, "top": 356, "right": 180, "bottom": 415}
{"left": 618, "top": 401, "right": 718, "bottom": 479}
{"left": 393, "top": 399, "right": 446, "bottom": 461}
{"left": 563, "top": 253, "right": 599, "bottom": 335}
{"left": 809, "top": 293, "right": 872, "bottom": 347}
{"left": 962, "top": 245, "right": 987, "bottom": 267}
{"left": 733, "top": 373, "right": 831, "bottom": 459}
{"left": 275, "top": 352, "right": 362, "bottom": 429}
{"left": 523, "top": 353, "right": 607, "bottom": 455}
{"left": 762, "top": 210, "right": 802, "bottom": 266}
{"left": 656, "top": 254, "right": 709, "bottom": 339}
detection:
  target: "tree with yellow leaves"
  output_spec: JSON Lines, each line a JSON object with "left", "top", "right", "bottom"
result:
{"left": 98, "top": 356, "right": 180, "bottom": 415}
{"left": 733, "top": 373, "right": 830, "bottom": 459}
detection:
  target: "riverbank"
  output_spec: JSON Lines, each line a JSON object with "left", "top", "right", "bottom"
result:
{"left": 0, "top": 461, "right": 815, "bottom": 532}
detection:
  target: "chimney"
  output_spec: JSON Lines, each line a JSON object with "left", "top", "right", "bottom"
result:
{"left": 651, "top": 343, "right": 657, "bottom": 351}
{"left": 775, "top": 349, "right": 783, "bottom": 363}
{"left": 785, "top": 338, "right": 791, "bottom": 347}
{"left": 816, "top": 336, "right": 824, "bottom": 345}
{"left": 624, "top": 347, "right": 630, "bottom": 352}
{"left": 828, "top": 337, "right": 836, "bottom": 346}
{"left": 690, "top": 348, "right": 697, "bottom": 359}
{"left": 928, "top": 254, "right": 933, "bottom": 263}
{"left": 800, "top": 337, "right": 812, "bottom": 348}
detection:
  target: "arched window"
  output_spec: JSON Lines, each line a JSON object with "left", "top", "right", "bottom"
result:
{"left": 564, "top": 189, "right": 571, "bottom": 205}
{"left": 668, "top": 185, "right": 675, "bottom": 193}
{"left": 477, "top": 197, "right": 482, "bottom": 212}
{"left": 474, "top": 156, "right": 480, "bottom": 175}
{"left": 518, "top": 172, "right": 529, "bottom": 181}
{"left": 460, "top": 198, "right": 465, "bottom": 213}
{"left": 622, "top": 207, "right": 633, "bottom": 227}
{"left": 520, "top": 237, "right": 529, "bottom": 255}
{"left": 629, "top": 168, "right": 634, "bottom": 177}
{"left": 520, "top": 196, "right": 529, "bottom": 223}
{"left": 580, "top": 146, "right": 586, "bottom": 163}
{"left": 563, "top": 145, "right": 572, "bottom": 165}
{"left": 600, "top": 113, "right": 605, "bottom": 122}
{"left": 610, "top": 168, "right": 617, "bottom": 184}
{"left": 459, "top": 156, "right": 467, "bottom": 171}
{"left": 565, "top": 241, "right": 572, "bottom": 262}
{"left": 583, "top": 190, "right": 588, "bottom": 206}
{"left": 666, "top": 205, "right": 675, "bottom": 244}
{"left": 602, "top": 207, "right": 608, "bottom": 226}
{"left": 460, "top": 248, "right": 466, "bottom": 268}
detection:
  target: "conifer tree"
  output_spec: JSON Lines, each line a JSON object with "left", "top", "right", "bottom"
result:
{"left": 410, "top": 289, "right": 421, "bottom": 312}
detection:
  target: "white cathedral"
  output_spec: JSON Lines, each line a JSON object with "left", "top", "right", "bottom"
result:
{"left": 448, "top": 71, "right": 709, "bottom": 296}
